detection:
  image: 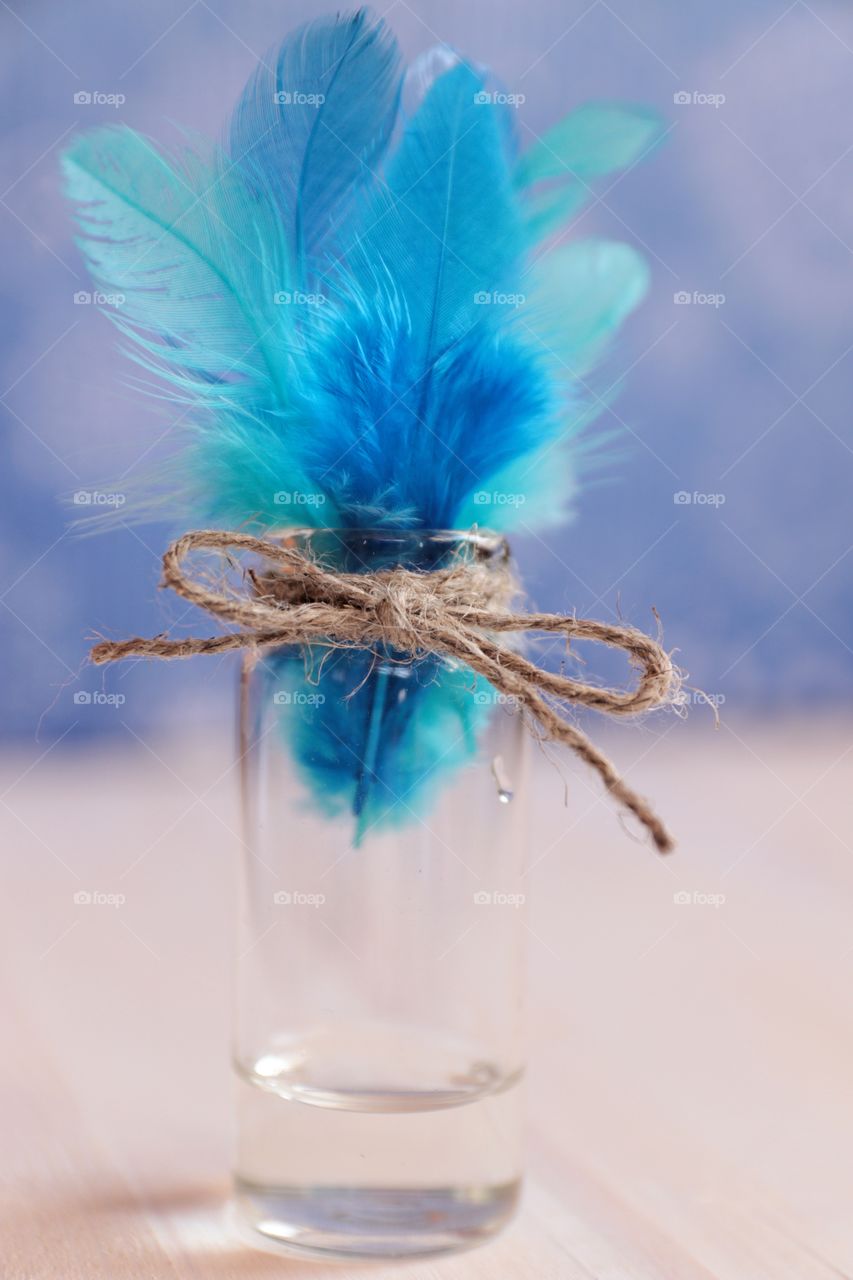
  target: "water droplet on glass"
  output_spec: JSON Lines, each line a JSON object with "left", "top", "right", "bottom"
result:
{"left": 491, "top": 755, "right": 513, "bottom": 805}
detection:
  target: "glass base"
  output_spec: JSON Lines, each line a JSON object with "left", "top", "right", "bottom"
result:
{"left": 231, "top": 1179, "right": 521, "bottom": 1259}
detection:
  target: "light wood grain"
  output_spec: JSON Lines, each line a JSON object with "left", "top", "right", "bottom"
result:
{"left": 2, "top": 716, "right": 852, "bottom": 1278}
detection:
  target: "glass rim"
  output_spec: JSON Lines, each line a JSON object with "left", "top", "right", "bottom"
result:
{"left": 267, "top": 526, "right": 511, "bottom": 561}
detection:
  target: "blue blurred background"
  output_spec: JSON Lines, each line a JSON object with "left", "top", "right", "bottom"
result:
{"left": 2, "top": 0, "right": 851, "bottom": 742}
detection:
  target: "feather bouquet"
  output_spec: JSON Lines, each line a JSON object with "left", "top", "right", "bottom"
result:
{"left": 64, "top": 9, "right": 663, "bottom": 837}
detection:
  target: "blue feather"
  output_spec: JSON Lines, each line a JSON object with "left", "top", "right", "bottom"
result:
{"left": 286, "top": 60, "right": 553, "bottom": 530}
{"left": 359, "top": 61, "right": 521, "bottom": 378}
{"left": 229, "top": 11, "right": 402, "bottom": 288}
{"left": 63, "top": 12, "right": 663, "bottom": 833}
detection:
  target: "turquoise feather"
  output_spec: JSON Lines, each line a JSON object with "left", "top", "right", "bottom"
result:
{"left": 518, "top": 103, "right": 665, "bottom": 250}
{"left": 516, "top": 101, "right": 664, "bottom": 186}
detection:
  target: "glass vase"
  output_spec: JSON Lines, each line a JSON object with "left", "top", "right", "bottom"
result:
{"left": 231, "top": 529, "right": 530, "bottom": 1260}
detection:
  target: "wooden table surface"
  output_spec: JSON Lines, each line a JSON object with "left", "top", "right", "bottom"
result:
{"left": 3, "top": 715, "right": 852, "bottom": 1279}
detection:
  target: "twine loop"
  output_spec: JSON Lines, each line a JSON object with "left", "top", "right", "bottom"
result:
{"left": 90, "top": 529, "right": 682, "bottom": 853}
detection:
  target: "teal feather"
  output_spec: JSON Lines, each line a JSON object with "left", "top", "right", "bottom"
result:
{"left": 517, "top": 103, "right": 665, "bottom": 251}
{"left": 63, "top": 128, "right": 289, "bottom": 401}
{"left": 528, "top": 238, "right": 651, "bottom": 378}
{"left": 516, "top": 101, "right": 664, "bottom": 186}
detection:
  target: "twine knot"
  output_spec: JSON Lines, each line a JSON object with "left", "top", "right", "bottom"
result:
{"left": 373, "top": 591, "right": 420, "bottom": 652}
{"left": 90, "top": 529, "right": 682, "bottom": 853}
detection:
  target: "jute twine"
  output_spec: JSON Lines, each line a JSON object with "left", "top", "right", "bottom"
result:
{"left": 91, "top": 529, "right": 682, "bottom": 853}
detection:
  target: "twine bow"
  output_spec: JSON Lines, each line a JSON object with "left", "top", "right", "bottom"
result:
{"left": 91, "top": 529, "right": 681, "bottom": 853}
